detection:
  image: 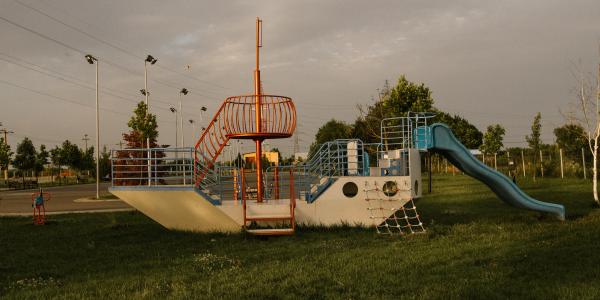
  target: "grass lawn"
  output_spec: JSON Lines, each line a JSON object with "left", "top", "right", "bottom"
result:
{"left": 1, "top": 174, "right": 598, "bottom": 299}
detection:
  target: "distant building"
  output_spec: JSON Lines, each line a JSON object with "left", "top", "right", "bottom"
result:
{"left": 243, "top": 151, "right": 280, "bottom": 166}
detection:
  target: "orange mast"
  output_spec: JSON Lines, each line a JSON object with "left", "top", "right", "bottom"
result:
{"left": 254, "top": 17, "right": 264, "bottom": 202}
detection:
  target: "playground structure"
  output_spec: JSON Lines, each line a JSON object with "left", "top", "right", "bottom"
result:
{"left": 31, "top": 190, "right": 50, "bottom": 225}
{"left": 109, "top": 18, "right": 565, "bottom": 236}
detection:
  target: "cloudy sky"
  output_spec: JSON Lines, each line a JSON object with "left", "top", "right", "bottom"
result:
{"left": 0, "top": 0, "right": 599, "bottom": 156}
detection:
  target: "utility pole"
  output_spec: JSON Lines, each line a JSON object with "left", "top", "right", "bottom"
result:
{"left": 82, "top": 134, "right": 90, "bottom": 152}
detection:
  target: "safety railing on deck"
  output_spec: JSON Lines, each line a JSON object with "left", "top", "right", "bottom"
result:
{"left": 111, "top": 148, "right": 194, "bottom": 186}
{"left": 265, "top": 139, "right": 366, "bottom": 201}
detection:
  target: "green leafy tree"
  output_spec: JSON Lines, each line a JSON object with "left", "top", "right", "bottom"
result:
{"left": 34, "top": 144, "right": 49, "bottom": 179}
{"left": 98, "top": 146, "right": 111, "bottom": 180}
{"left": 309, "top": 119, "right": 353, "bottom": 157}
{"left": 480, "top": 125, "right": 506, "bottom": 155}
{"left": 526, "top": 112, "right": 542, "bottom": 178}
{"left": 127, "top": 101, "right": 159, "bottom": 146}
{"left": 80, "top": 146, "right": 95, "bottom": 174}
{"left": 61, "top": 140, "right": 82, "bottom": 172}
{"left": 433, "top": 112, "right": 483, "bottom": 149}
{"left": 50, "top": 145, "right": 66, "bottom": 183}
{"left": 356, "top": 76, "right": 434, "bottom": 142}
{"left": 12, "top": 137, "right": 37, "bottom": 183}
{"left": 554, "top": 123, "right": 589, "bottom": 160}
{"left": 114, "top": 101, "right": 163, "bottom": 185}
{"left": 0, "top": 137, "right": 12, "bottom": 182}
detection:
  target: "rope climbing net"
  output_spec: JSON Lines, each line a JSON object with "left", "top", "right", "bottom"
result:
{"left": 364, "top": 181, "right": 425, "bottom": 235}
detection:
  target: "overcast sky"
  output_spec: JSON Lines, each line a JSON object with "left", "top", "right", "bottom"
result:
{"left": 1, "top": 0, "right": 599, "bottom": 156}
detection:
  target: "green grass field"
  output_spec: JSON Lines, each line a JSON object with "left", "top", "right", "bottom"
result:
{"left": 1, "top": 174, "right": 599, "bottom": 299}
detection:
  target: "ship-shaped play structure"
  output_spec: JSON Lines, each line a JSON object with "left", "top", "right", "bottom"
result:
{"left": 109, "top": 19, "right": 564, "bottom": 236}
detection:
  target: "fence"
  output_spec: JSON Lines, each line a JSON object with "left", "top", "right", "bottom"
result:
{"left": 425, "top": 147, "right": 592, "bottom": 180}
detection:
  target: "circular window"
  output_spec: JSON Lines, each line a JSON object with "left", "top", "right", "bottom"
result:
{"left": 382, "top": 181, "right": 398, "bottom": 197}
{"left": 414, "top": 180, "right": 419, "bottom": 195}
{"left": 342, "top": 182, "right": 359, "bottom": 198}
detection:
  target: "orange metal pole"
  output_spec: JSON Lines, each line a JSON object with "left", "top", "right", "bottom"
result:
{"left": 254, "top": 17, "right": 264, "bottom": 203}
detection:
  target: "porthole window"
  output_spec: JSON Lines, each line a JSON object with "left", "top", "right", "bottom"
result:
{"left": 382, "top": 181, "right": 398, "bottom": 197}
{"left": 342, "top": 182, "right": 359, "bottom": 198}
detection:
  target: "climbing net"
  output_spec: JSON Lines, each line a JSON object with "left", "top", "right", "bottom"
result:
{"left": 364, "top": 181, "right": 425, "bottom": 235}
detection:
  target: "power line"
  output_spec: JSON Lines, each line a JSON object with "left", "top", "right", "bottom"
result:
{"left": 0, "top": 78, "right": 129, "bottom": 117}
{"left": 13, "top": 0, "right": 231, "bottom": 95}
{"left": 0, "top": 13, "right": 221, "bottom": 106}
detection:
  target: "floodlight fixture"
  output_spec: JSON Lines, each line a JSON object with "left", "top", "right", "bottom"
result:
{"left": 180, "top": 88, "right": 189, "bottom": 95}
{"left": 170, "top": 107, "right": 176, "bottom": 113}
{"left": 145, "top": 55, "right": 157, "bottom": 64}
{"left": 85, "top": 54, "right": 97, "bottom": 64}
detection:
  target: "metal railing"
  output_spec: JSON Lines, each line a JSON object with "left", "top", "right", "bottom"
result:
{"left": 111, "top": 147, "right": 194, "bottom": 186}
{"left": 264, "top": 139, "right": 366, "bottom": 201}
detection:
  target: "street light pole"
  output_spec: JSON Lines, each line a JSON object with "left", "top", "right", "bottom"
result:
{"left": 189, "top": 119, "right": 196, "bottom": 143}
{"left": 85, "top": 54, "right": 100, "bottom": 199}
{"left": 144, "top": 55, "right": 157, "bottom": 186}
{"left": 179, "top": 88, "right": 188, "bottom": 148}
{"left": 170, "top": 107, "right": 178, "bottom": 149}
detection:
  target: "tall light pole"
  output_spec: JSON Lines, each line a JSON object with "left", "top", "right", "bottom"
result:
{"left": 144, "top": 54, "right": 157, "bottom": 185}
{"left": 179, "top": 88, "right": 188, "bottom": 148}
{"left": 85, "top": 54, "right": 100, "bottom": 199}
{"left": 170, "top": 107, "right": 178, "bottom": 148}
{"left": 200, "top": 106, "right": 207, "bottom": 127}
{"left": 189, "top": 119, "right": 196, "bottom": 143}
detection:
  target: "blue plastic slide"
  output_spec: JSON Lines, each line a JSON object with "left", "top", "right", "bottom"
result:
{"left": 426, "top": 123, "right": 565, "bottom": 220}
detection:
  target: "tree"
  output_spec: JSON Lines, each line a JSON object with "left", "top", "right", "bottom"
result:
{"left": 80, "top": 146, "right": 95, "bottom": 174}
{"left": 12, "top": 137, "right": 37, "bottom": 184}
{"left": 34, "top": 144, "right": 49, "bottom": 180}
{"left": 480, "top": 125, "right": 506, "bottom": 155}
{"left": 98, "top": 146, "right": 111, "bottom": 180}
{"left": 526, "top": 112, "right": 542, "bottom": 179}
{"left": 308, "top": 119, "right": 353, "bottom": 157}
{"left": 114, "top": 101, "right": 163, "bottom": 185}
{"left": 60, "top": 140, "right": 82, "bottom": 172}
{"left": 569, "top": 62, "right": 600, "bottom": 205}
{"left": 356, "top": 76, "right": 434, "bottom": 142}
{"left": 433, "top": 112, "right": 483, "bottom": 149}
{"left": 50, "top": 145, "right": 66, "bottom": 183}
{"left": 127, "top": 101, "right": 158, "bottom": 146}
{"left": 0, "top": 137, "right": 12, "bottom": 182}
{"left": 554, "top": 123, "right": 589, "bottom": 159}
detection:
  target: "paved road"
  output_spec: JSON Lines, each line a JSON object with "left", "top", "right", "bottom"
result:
{"left": 0, "top": 183, "right": 131, "bottom": 214}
